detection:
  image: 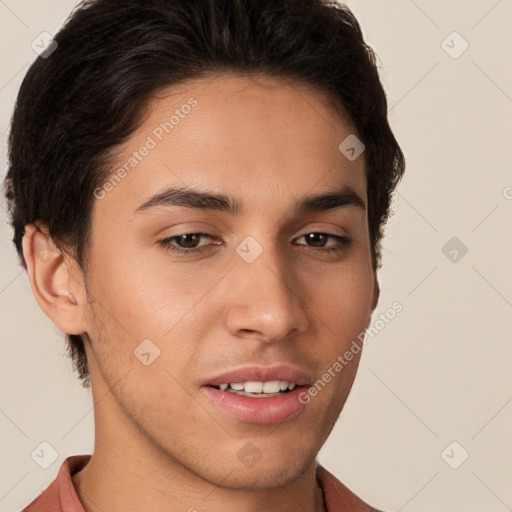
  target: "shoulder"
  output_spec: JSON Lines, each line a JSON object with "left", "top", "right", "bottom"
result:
{"left": 21, "top": 454, "right": 91, "bottom": 512}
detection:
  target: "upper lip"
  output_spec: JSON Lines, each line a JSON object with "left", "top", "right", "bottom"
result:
{"left": 202, "top": 364, "right": 313, "bottom": 387}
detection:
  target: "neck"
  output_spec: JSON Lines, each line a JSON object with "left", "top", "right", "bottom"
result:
{"left": 72, "top": 450, "right": 326, "bottom": 512}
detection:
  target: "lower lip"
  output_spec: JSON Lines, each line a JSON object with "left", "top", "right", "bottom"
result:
{"left": 201, "top": 386, "right": 308, "bottom": 424}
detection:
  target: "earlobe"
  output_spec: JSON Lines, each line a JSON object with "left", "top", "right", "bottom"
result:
{"left": 22, "top": 223, "right": 87, "bottom": 335}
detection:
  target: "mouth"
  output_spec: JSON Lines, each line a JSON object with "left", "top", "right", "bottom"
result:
{"left": 201, "top": 381, "right": 308, "bottom": 425}
{"left": 200, "top": 366, "right": 313, "bottom": 424}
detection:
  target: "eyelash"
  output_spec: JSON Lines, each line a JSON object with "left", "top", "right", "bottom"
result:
{"left": 157, "top": 232, "right": 353, "bottom": 256}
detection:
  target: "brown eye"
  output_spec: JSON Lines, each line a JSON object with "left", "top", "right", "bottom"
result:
{"left": 295, "top": 233, "right": 353, "bottom": 253}
{"left": 158, "top": 232, "right": 218, "bottom": 255}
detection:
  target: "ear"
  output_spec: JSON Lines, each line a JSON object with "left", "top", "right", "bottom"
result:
{"left": 371, "top": 271, "right": 380, "bottom": 311}
{"left": 22, "top": 223, "right": 88, "bottom": 335}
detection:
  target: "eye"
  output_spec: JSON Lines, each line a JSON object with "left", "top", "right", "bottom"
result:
{"left": 158, "top": 232, "right": 218, "bottom": 255}
{"left": 294, "top": 233, "right": 353, "bottom": 254}
{"left": 158, "top": 231, "right": 353, "bottom": 257}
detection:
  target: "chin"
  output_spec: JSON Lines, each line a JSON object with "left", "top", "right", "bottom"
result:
{"left": 204, "top": 453, "right": 312, "bottom": 491}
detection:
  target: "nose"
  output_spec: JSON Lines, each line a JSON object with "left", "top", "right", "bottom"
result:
{"left": 225, "top": 241, "right": 309, "bottom": 343}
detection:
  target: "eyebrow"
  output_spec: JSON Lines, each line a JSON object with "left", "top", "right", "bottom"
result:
{"left": 135, "top": 184, "right": 366, "bottom": 215}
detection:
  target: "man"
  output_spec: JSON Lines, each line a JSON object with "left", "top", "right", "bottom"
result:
{"left": 5, "top": 0, "right": 405, "bottom": 510}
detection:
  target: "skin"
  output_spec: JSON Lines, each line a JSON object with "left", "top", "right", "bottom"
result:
{"left": 22, "top": 72, "right": 380, "bottom": 512}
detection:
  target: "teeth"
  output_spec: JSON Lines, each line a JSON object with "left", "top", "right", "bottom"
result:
{"left": 262, "top": 381, "right": 281, "bottom": 393}
{"left": 245, "top": 381, "right": 263, "bottom": 393}
{"left": 217, "top": 381, "right": 297, "bottom": 393}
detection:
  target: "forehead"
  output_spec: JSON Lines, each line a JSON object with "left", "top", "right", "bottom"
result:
{"left": 96, "top": 72, "right": 366, "bottom": 216}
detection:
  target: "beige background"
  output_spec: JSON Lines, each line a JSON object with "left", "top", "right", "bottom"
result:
{"left": 1, "top": 1, "right": 511, "bottom": 511}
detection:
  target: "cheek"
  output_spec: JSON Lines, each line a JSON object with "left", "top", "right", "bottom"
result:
{"left": 87, "top": 248, "right": 215, "bottom": 341}
{"left": 311, "top": 260, "right": 375, "bottom": 330}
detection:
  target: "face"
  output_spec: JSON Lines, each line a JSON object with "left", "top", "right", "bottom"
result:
{"left": 78, "top": 73, "right": 378, "bottom": 489}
